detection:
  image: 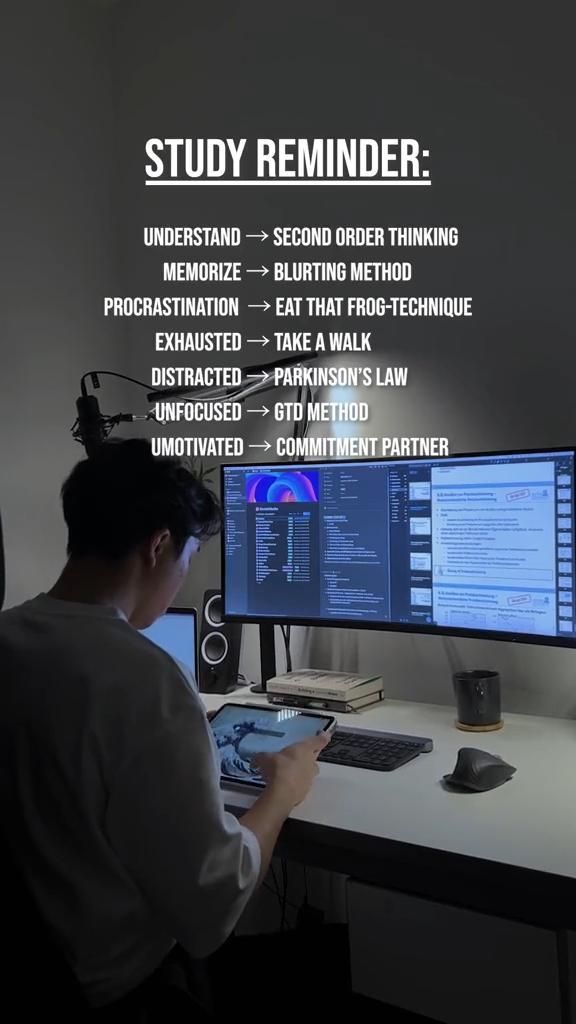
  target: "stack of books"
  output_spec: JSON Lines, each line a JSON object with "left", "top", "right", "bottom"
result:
{"left": 266, "top": 669, "right": 384, "bottom": 713}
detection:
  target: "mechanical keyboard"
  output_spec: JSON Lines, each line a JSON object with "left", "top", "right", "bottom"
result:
{"left": 318, "top": 727, "right": 433, "bottom": 772}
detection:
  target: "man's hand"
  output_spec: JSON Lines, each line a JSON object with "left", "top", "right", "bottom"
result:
{"left": 252, "top": 731, "right": 330, "bottom": 809}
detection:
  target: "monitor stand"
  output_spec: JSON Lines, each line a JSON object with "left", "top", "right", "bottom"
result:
{"left": 250, "top": 622, "right": 277, "bottom": 694}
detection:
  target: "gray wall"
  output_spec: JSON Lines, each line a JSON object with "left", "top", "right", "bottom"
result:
{"left": 3, "top": 1, "right": 574, "bottom": 717}
{"left": 0, "top": 1, "right": 127, "bottom": 606}
{"left": 112, "top": 0, "right": 576, "bottom": 717}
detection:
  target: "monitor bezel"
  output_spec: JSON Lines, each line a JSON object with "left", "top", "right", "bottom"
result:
{"left": 220, "top": 447, "right": 576, "bottom": 649}
{"left": 165, "top": 606, "right": 197, "bottom": 621}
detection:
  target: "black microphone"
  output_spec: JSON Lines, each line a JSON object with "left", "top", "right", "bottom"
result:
{"left": 75, "top": 394, "right": 106, "bottom": 456}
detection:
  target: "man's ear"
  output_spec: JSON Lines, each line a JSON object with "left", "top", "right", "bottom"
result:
{"left": 145, "top": 528, "right": 172, "bottom": 568}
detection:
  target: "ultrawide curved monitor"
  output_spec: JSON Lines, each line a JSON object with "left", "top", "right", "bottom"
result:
{"left": 221, "top": 448, "right": 576, "bottom": 647}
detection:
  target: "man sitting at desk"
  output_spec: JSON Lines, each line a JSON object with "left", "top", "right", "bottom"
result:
{"left": 0, "top": 439, "right": 327, "bottom": 1019}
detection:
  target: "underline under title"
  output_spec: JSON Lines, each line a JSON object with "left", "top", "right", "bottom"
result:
{"left": 144, "top": 137, "right": 431, "bottom": 185}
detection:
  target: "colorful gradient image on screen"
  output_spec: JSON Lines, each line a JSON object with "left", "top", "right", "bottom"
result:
{"left": 246, "top": 470, "right": 319, "bottom": 503}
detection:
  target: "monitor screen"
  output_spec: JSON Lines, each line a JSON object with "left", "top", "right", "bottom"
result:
{"left": 222, "top": 449, "right": 576, "bottom": 646}
{"left": 140, "top": 608, "right": 197, "bottom": 678}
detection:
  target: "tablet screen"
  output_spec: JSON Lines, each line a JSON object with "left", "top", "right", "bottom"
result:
{"left": 210, "top": 704, "right": 333, "bottom": 785}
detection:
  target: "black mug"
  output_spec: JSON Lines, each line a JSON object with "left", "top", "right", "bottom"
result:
{"left": 452, "top": 670, "right": 502, "bottom": 731}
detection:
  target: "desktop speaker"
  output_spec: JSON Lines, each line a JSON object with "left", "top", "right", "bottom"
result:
{"left": 198, "top": 589, "right": 242, "bottom": 694}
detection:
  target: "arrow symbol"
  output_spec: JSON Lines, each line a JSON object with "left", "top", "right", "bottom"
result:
{"left": 247, "top": 300, "right": 271, "bottom": 311}
{"left": 246, "top": 265, "right": 269, "bottom": 277}
{"left": 247, "top": 406, "right": 270, "bottom": 416}
{"left": 246, "top": 371, "right": 270, "bottom": 383}
{"left": 245, "top": 231, "right": 269, "bottom": 241}
{"left": 249, "top": 441, "right": 272, "bottom": 452}
{"left": 246, "top": 336, "right": 270, "bottom": 347}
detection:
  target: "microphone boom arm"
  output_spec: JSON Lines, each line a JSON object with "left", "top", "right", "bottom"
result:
{"left": 146, "top": 351, "right": 320, "bottom": 404}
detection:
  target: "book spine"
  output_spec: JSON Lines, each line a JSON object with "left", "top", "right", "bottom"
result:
{"left": 267, "top": 684, "right": 345, "bottom": 700}
{"left": 267, "top": 683, "right": 382, "bottom": 700}
{"left": 267, "top": 693, "right": 383, "bottom": 713}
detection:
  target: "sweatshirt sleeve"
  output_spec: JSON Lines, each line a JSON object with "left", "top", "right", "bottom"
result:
{"left": 105, "top": 697, "right": 261, "bottom": 959}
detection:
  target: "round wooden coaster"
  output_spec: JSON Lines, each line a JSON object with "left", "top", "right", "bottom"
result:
{"left": 456, "top": 720, "right": 504, "bottom": 732}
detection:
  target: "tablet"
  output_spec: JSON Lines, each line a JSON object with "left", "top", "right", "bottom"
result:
{"left": 210, "top": 702, "right": 334, "bottom": 788}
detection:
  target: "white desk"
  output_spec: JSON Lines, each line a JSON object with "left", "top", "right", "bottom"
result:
{"left": 204, "top": 690, "right": 576, "bottom": 1022}
{"left": 203, "top": 689, "right": 576, "bottom": 924}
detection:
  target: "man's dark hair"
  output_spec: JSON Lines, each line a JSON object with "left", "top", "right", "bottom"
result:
{"left": 61, "top": 439, "right": 221, "bottom": 559}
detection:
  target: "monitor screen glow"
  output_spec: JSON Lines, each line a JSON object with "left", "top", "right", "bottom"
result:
{"left": 221, "top": 449, "right": 576, "bottom": 647}
{"left": 140, "top": 609, "right": 197, "bottom": 679}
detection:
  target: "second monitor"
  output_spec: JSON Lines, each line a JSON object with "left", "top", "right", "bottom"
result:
{"left": 222, "top": 449, "right": 576, "bottom": 647}
{"left": 140, "top": 607, "right": 197, "bottom": 680}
